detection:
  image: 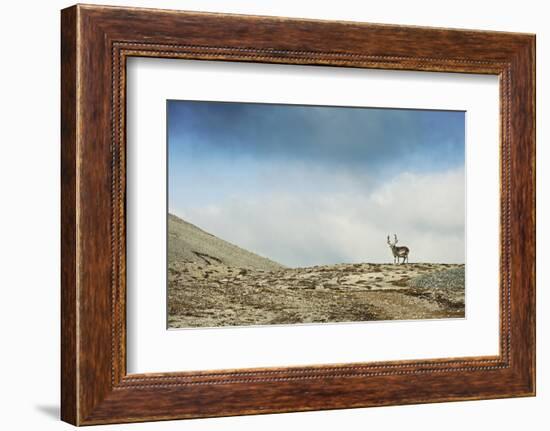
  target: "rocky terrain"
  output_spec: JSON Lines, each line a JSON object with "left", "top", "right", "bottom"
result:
{"left": 167, "top": 214, "right": 465, "bottom": 329}
{"left": 168, "top": 213, "right": 282, "bottom": 271}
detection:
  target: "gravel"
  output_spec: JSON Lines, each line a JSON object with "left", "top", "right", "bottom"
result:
{"left": 406, "top": 267, "right": 465, "bottom": 310}
{"left": 409, "top": 267, "right": 465, "bottom": 290}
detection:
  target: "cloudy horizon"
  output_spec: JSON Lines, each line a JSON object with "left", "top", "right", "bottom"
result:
{"left": 168, "top": 100, "right": 465, "bottom": 267}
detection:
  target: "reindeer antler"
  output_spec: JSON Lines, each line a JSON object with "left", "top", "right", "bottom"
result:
{"left": 394, "top": 234, "right": 398, "bottom": 244}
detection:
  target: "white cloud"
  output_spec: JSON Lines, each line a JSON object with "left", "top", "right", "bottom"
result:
{"left": 175, "top": 166, "right": 465, "bottom": 267}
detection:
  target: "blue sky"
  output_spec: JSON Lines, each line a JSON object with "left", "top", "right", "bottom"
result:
{"left": 168, "top": 100, "right": 465, "bottom": 267}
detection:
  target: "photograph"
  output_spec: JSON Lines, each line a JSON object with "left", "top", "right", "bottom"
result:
{"left": 167, "top": 100, "right": 466, "bottom": 328}
{"left": 50, "top": 2, "right": 536, "bottom": 426}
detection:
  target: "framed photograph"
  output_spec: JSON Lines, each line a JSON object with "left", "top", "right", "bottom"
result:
{"left": 61, "top": 4, "right": 535, "bottom": 425}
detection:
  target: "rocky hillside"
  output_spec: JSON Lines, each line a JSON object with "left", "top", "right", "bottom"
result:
{"left": 168, "top": 260, "right": 465, "bottom": 329}
{"left": 167, "top": 214, "right": 465, "bottom": 329}
{"left": 168, "top": 213, "right": 283, "bottom": 271}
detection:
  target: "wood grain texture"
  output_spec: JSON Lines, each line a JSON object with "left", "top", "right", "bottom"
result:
{"left": 60, "top": 5, "right": 78, "bottom": 425}
{"left": 60, "top": 4, "right": 536, "bottom": 425}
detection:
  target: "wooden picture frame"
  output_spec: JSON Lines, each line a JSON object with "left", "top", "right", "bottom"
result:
{"left": 61, "top": 4, "right": 535, "bottom": 425}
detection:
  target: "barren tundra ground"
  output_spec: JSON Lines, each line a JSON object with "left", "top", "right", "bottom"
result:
{"left": 167, "top": 214, "right": 465, "bottom": 329}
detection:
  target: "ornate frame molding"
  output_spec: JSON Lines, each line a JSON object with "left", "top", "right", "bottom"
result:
{"left": 61, "top": 5, "right": 535, "bottom": 425}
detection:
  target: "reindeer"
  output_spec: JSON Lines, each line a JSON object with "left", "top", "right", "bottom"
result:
{"left": 387, "top": 234, "right": 410, "bottom": 264}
